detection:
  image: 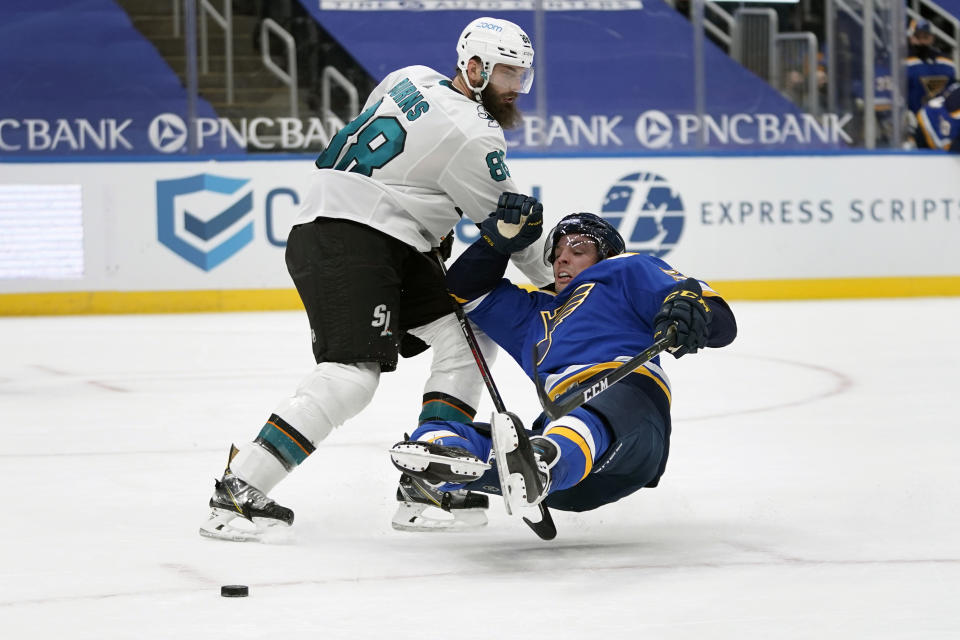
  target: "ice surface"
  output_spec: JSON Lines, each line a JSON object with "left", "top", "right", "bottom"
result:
{"left": 2, "top": 299, "right": 958, "bottom": 638}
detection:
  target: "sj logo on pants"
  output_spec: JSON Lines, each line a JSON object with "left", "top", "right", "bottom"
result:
{"left": 372, "top": 304, "right": 392, "bottom": 337}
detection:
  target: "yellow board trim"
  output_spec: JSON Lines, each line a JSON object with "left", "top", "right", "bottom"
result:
{"left": 707, "top": 276, "right": 960, "bottom": 300}
{"left": 3, "top": 275, "right": 960, "bottom": 316}
{"left": 0, "top": 288, "right": 304, "bottom": 316}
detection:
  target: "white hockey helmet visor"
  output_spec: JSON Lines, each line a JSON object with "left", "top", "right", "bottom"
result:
{"left": 488, "top": 63, "right": 535, "bottom": 94}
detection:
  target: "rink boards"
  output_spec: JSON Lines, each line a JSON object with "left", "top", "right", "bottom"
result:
{"left": 1, "top": 153, "right": 958, "bottom": 314}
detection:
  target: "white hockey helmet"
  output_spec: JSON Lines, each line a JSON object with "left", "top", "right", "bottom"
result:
{"left": 456, "top": 17, "right": 535, "bottom": 97}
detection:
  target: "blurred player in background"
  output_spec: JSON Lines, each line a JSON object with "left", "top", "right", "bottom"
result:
{"left": 915, "top": 81, "right": 960, "bottom": 152}
{"left": 390, "top": 205, "right": 737, "bottom": 527}
{"left": 906, "top": 19, "right": 956, "bottom": 115}
{"left": 200, "top": 17, "right": 552, "bottom": 541}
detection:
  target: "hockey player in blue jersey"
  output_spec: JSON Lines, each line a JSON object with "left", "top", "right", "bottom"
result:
{"left": 915, "top": 81, "right": 960, "bottom": 152}
{"left": 390, "top": 196, "right": 737, "bottom": 530}
{"left": 906, "top": 19, "right": 956, "bottom": 114}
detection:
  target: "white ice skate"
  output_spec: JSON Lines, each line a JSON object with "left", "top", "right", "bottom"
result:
{"left": 490, "top": 412, "right": 556, "bottom": 515}
{"left": 390, "top": 439, "right": 491, "bottom": 484}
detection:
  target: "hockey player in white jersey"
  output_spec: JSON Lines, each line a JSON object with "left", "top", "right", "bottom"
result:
{"left": 200, "top": 17, "right": 552, "bottom": 541}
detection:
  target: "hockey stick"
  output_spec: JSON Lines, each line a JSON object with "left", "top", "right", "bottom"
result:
{"left": 433, "top": 251, "right": 556, "bottom": 541}
{"left": 532, "top": 325, "right": 677, "bottom": 420}
{"left": 433, "top": 251, "right": 505, "bottom": 418}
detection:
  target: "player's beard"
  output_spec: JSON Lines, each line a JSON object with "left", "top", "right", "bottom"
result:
{"left": 482, "top": 85, "right": 523, "bottom": 130}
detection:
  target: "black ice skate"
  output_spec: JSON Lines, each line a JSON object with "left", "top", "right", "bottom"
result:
{"left": 391, "top": 473, "right": 489, "bottom": 533}
{"left": 389, "top": 439, "right": 491, "bottom": 484}
{"left": 199, "top": 445, "right": 294, "bottom": 542}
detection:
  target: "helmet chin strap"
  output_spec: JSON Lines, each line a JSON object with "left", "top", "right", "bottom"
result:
{"left": 460, "top": 66, "right": 489, "bottom": 103}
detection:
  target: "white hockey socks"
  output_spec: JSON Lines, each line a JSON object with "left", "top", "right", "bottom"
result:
{"left": 231, "top": 361, "right": 380, "bottom": 492}
{"left": 409, "top": 313, "right": 496, "bottom": 423}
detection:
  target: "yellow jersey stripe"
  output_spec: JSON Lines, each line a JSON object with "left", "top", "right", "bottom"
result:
{"left": 919, "top": 109, "right": 940, "bottom": 148}
{"left": 544, "top": 426, "right": 593, "bottom": 481}
{"left": 548, "top": 362, "right": 671, "bottom": 404}
{"left": 423, "top": 430, "right": 462, "bottom": 443}
{"left": 547, "top": 362, "right": 621, "bottom": 399}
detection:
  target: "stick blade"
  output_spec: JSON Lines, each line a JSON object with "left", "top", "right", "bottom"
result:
{"left": 522, "top": 506, "right": 557, "bottom": 540}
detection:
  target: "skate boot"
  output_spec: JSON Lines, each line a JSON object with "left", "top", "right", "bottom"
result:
{"left": 199, "top": 444, "right": 294, "bottom": 542}
{"left": 390, "top": 439, "right": 490, "bottom": 484}
{"left": 528, "top": 435, "right": 560, "bottom": 502}
{"left": 391, "top": 473, "right": 489, "bottom": 533}
{"left": 491, "top": 413, "right": 559, "bottom": 514}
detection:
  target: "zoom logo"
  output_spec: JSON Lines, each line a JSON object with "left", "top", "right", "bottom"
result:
{"left": 634, "top": 110, "right": 673, "bottom": 150}
{"left": 156, "top": 174, "right": 253, "bottom": 271}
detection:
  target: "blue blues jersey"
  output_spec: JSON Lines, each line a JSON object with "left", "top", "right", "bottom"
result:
{"left": 907, "top": 56, "right": 957, "bottom": 113}
{"left": 463, "top": 252, "right": 726, "bottom": 410}
{"left": 437, "top": 240, "right": 736, "bottom": 508}
{"left": 873, "top": 61, "right": 893, "bottom": 110}
{"left": 916, "top": 81, "right": 960, "bottom": 152}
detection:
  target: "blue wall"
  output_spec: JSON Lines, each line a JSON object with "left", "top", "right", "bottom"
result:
{"left": 0, "top": 0, "right": 226, "bottom": 156}
{"left": 302, "top": 2, "right": 842, "bottom": 152}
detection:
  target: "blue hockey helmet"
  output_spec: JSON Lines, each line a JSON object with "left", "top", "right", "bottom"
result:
{"left": 908, "top": 18, "right": 932, "bottom": 36}
{"left": 544, "top": 212, "right": 625, "bottom": 264}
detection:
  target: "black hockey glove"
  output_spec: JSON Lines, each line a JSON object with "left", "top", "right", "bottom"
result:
{"left": 479, "top": 192, "right": 544, "bottom": 255}
{"left": 653, "top": 277, "right": 712, "bottom": 358}
{"left": 437, "top": 229, "right": 454, "bottom": 261}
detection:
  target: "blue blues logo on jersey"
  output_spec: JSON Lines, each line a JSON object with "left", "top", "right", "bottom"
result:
{"left": 600, "top": 172, "right": 685, "bottom": 258}
{"left": 156, "top": 173, "right": 253, "bottom": 271}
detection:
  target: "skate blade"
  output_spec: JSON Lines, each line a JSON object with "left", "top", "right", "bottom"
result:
{"left": 490, "top": 412, "right": 525, "bottom": 516}
{"left": 391, "top": 501, "right": 487, "bottom": 533}
{"left": 199, "top": 509, "right": 292, "bottom": 543}
{"left": 502, "top": 475, "right": 534, "bottom": 514}
{"left": 390, "top": 443, "right": 491, "bottom": 479}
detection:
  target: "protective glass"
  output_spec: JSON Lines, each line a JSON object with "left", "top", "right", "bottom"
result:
{"left": 489, "top": 63, "right": 535, "bottom": 94}
{"left": 545, "top": 230, "right": 601, "bottom": 264}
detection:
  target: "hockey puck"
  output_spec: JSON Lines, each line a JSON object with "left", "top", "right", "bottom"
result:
{"left": 220, "top": 585, "right": 249, "bottom": 598}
